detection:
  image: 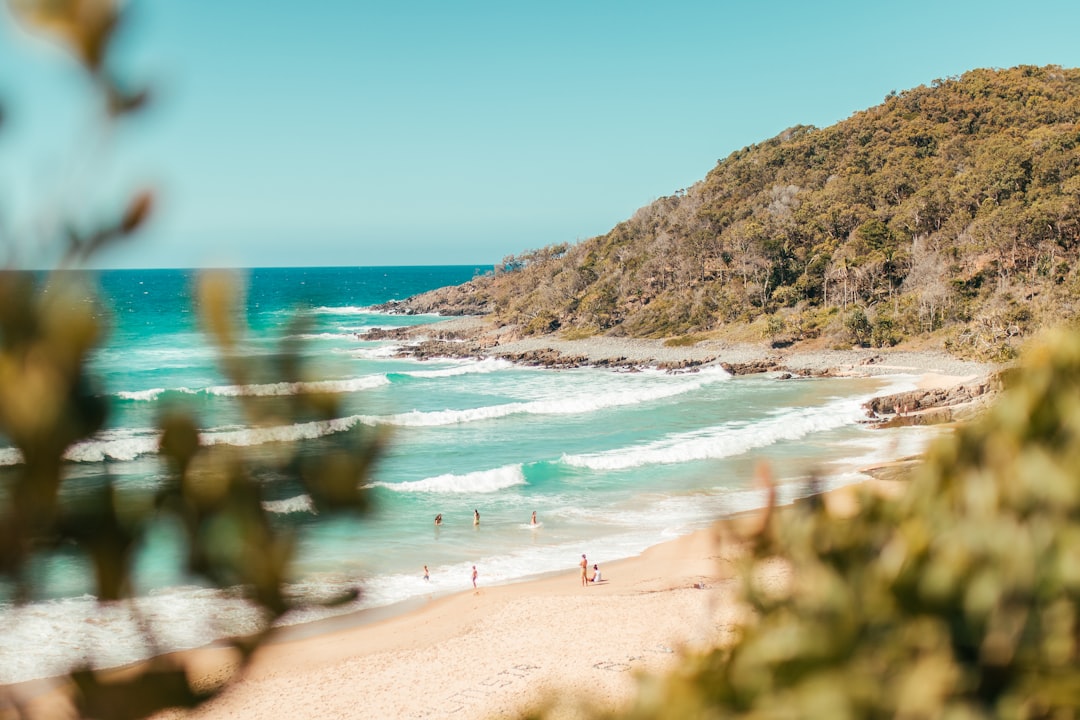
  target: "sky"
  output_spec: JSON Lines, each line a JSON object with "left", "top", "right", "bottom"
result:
{"left": 1, "top": 1, "right": 1080, "bottom": 269}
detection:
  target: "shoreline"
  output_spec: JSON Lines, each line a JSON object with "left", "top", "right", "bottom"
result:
{"left": 165, "top": 477, "right": 903, "bottom": 720}
{"left": 1, "top": 330, "right": 1000, "bottom": 719}
{"left": 368, "top": 315, "right": 997, "bottom": 379}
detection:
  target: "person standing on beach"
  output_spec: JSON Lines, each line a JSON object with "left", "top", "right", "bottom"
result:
{"left": 580, "top": 554, "right": 589, "bottom": 587}
{"left": 423, "top": 565, "right": 429, "bottom": 581}
{"left": 473, "top": 509, "right": 480, "bottom": 526}
{"left": 472, "top": 565, "right": 478, "bottom": 589}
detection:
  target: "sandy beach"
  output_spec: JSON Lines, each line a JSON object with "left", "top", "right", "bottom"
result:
{"left": 145, "top": 480, "right": 904, "bottom": 720}
{"left": 158, "top": 522, "right": 745, "bottom": 720}
{"left": 1, "top": 331, "right": 997, "bottom": 720}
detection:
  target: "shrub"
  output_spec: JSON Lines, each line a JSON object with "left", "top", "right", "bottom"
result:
{"left": 844, "top": 306, "right": 872, "bottom": 346}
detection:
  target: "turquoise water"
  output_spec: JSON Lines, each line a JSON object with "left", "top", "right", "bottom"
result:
{"left": 0, "top": 266, "right": 938, "bottom": 683}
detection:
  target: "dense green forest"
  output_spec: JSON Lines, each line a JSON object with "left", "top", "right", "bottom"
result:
{"left": 402, "top": 65, "right": 1080, "bottom": 361}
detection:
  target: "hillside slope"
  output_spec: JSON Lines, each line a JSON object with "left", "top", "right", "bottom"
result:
{"left": 391, "top": 65, "right": 1080, "bottom": 361}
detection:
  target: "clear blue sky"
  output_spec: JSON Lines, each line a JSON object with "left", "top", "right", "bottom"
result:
{"left": 2, "top": 1, "right": 1079, "bottom": 269}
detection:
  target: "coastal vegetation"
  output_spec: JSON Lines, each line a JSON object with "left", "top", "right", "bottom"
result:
{"left": 400, "top": 65, "right": 1080, "bottom": 362}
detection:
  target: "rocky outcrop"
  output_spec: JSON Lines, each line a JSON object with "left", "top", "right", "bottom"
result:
{"left": 864, "top": 375, "right": 1002, "bottom": 416}
{"left": 374, "top": 280, "right": 494, "bottom": 316}
{"left": 720, "top": 359, "right": 781, "bottom": 375}
{"left": 862, "top": 373, "right": 1004, "bottom": 427}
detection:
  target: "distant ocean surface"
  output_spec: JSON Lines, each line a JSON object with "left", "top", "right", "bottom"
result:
{"left": 0, "top": 266, "right": 937, "bottom": 683}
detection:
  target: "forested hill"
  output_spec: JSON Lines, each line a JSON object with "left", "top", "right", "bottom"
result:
{"left": 397, "top": 65, "right": 1080, "bottom": 361}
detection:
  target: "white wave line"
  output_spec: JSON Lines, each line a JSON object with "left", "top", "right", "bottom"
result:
{"left": 368, "top": 464, "right": 526, "bottom": 494}
{"left": 562, "top": 396, "right": 869, "bottom": 470}
{"left": 115, "top": 375, "right": 390, "bottom": 401}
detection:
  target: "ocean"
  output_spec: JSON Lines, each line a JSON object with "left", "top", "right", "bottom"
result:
{"left": 0, "top": 266, "right": 936, "bottom": 684}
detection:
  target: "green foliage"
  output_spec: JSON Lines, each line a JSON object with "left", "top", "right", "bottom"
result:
{"left": 567, "top": 328, "right": 1080, "bottom": 718}
{"left": 762, "top": 314, "right": 786, "bottom": 341}
{"left": 844, "top": 306, "right": 872, "bottom": 346}
{"left": 871, "top": 313, "right": 898, "bottom": 347}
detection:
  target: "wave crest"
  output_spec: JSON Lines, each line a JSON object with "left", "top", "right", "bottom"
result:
{"left": 115, "top": 375, "right": 389, "bottom": 402}
{"left": 262, "top": 494, "right": 316, "bottom": 514}
{"left": 562, "top": 396, "right": 867, "bottom": 471}
{"left": 370, "top": 464, "right": 526, "bottom": 493}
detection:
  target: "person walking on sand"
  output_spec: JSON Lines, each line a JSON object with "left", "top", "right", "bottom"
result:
{"left": 473, "top": 509, "right": 480, "bottom": 526}
{"left": 472, "top": 565, "right": 478, "bottom": 589}
{"left": 580, "top": 554, "right": 589, "bottom": 587}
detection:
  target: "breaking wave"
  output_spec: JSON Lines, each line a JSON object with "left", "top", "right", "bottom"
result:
{"left": 370, "top": 464, "right": 526, "bottom": 494}
{"left": 562, "top": 395, "right": 869, "bottom": 470}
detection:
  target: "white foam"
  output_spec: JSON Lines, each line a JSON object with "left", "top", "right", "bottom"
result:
{"left": 201, "top": 415, "right": 366, "bottom": 447}
{"left": 370, "top": 464, "right": 526, "bottom": 494}
{"left": 352, "top": 345, "right": 402, "bottom": 359}
{"left": 562, "top": 394, "right": 869, "bottom": 470}
{"left": 64, "top": 429, "right": 162, "bottom": 463}
{"left": 374, "top": 376, "right": 721, "bottom": 427}
{"left": 401, "top": 358, "right": 513, "bottom": 378}
{"left": 309, "top": 305, "right": 377, "bottom": 316}
{"left": 115, "top": 374, "right": 390, "bottom": 402}
{"left": 0, "top": 589, "right": 266, "bottom": 685}
{"left": 262, "top": 494, "right": 316, "bottom": 514}
{"left": 205, "top": 374, "right": 390, "bottom": 397}
{"left": 824, "top": 425, "right": 942, "bottom": 470}
{"left": 117, "top": 387, "right": 169, "bottom": 401}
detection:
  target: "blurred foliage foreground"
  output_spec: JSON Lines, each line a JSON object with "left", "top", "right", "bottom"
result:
{"left": 0, "top": 271, "right": 381, "bottom": 720}
{"left": 581, "top": 328, "right": 1080, "bottom": 719}
{"left": 0, "top": 2, "right": 381, "bottom": 718}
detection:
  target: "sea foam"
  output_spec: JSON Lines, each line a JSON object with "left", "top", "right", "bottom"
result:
{"left": 562, "top": 395, "right": 870, "bottom": 470}
{"left": 262, "top": 494, "right": 316, "bottom": 514}
{"left": 370, "top": 464, "right": 526, "bottom": 494}
{"left": 374, "top": 374, "right": 723, "bottom": 427}
{"left": 115, "top": 374, "right": 390, "bottom": 402}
